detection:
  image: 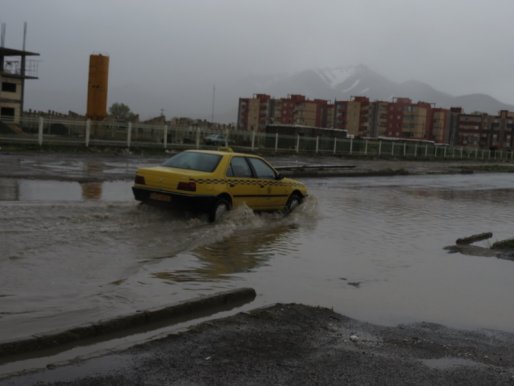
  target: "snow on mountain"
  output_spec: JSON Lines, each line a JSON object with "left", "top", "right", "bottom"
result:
{"left": 238, "top": 65, "right": 514, "bottom": 116}
{"left": 341, "top": 79, "right": 360, "bottom": 93}
{"left": 313, "top": 66, "right": 358, "bottom": 88}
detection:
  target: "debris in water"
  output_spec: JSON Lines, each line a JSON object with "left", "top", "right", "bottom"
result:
{"left": 455, "top": 232, "right": 493, "bottom": 245}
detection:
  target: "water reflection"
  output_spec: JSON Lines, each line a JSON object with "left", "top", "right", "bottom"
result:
{"left": 81, "top": 182, "right": 102, "bottom": 200}
{"left": 3, "top": 172, "right": 514, "bottom": 340}
{"left": 0, "top": 178, "right": 133, "bottom": 202}
{"left": 0, "top": 179, "right": 18, "bottom": 201}
{"left": 407, "top": 187, "right": 514, "bottom": 204}
{"left": 153, "top": 223, "right": 299, "bottom": 283}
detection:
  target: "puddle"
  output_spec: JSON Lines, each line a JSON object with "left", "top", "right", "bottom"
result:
{"left": 422, "top": 357, "right": 484, "bottom": 370}
{"left": 0, "top": 178, "right": 133, "bottom": 202}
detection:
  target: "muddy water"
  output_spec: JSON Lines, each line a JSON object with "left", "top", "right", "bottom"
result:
{"left": 1, "top": 173, "right": 514, "bottom": 342}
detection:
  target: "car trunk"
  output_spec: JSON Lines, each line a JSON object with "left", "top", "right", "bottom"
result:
{"left": 136, "top": 166, "right": 210, "bottom": 192}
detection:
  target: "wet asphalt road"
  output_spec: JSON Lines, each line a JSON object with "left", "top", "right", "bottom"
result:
{"left": 2, "top": 151, "right": 514, "bottom": 384}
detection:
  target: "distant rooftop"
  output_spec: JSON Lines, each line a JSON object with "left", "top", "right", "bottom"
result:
{"left": 0, "top": 47, "right": 40, "bottom": 57}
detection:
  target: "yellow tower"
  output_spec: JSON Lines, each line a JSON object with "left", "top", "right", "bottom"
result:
{"left": 86, "top": 54, "right": 109, "bottom": 120}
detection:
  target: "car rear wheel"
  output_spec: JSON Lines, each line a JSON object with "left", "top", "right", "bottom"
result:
{"left": 284, "top": 193, "right": 303, "bottom": 215}
{"left": 209, "top": 198, "right": 230, "bottom": 223}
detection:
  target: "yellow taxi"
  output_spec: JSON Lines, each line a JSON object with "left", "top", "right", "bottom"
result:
{"left": 132, "top": 149, "right": 308, "bottom": 222}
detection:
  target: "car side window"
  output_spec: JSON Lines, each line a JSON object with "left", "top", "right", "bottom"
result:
{"left": 228, "top": 157, "right": 252, "bottom": 178}
{"left": 248, "top": 157, "right": 276, "bottom": 179}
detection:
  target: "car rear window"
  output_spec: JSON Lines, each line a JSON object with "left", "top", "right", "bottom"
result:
{"left": 163, "top": 152, "right": 222, "bottom": 172}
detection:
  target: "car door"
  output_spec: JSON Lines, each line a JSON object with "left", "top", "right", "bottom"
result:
{"left": 246, "top": 157, "right": 289, "bottom": 210}
{"left": 225, "top": 156, "right": 259, "bottom": 209}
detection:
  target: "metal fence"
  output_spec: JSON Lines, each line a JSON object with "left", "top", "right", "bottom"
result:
{"left": 1, "top": 115, "right": 513, "bottom": 162}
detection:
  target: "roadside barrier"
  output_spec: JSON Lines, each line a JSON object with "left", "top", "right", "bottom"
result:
{"left": 1, "top": 116, "right": 513, "bottom": 162}
{"left": 0, "top": 287, "right": 256, "bottom": 359}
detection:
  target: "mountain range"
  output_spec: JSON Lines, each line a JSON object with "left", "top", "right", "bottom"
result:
{"left": 226, "top": 64, "right": 514, "bottom": 121}
{"left": 29, "top": 65, "right": 514, "bottom": 123}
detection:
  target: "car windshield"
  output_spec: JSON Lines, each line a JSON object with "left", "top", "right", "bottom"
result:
{"left": 162, "top": 152, "right": 222, "bottom": 172}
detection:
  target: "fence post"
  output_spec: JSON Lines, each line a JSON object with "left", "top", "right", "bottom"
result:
{"left": 364, "top": 139, "right": 368, "bottom": 155}
{"left": 315, "top": 136, "right": 319, "bottom": 153}
{"left": 460, "top": 147, "right": 463, "bottom": 159}
{"left": 38, "top": 116, "right": 44, "bottom": 146}
{"left": 425, "top": 144, "right": 428, "bottom": 157}
{"left": 391, "top": 141, "right": 395, "bottom": 156}
{"left": 350, "top": 138, "right": 353, "bottom": 155}
{"left": 333, "top": 137, "right": 337, "bottom": 154}
{"left": 475, "top": 148, "right": 478, "bottom": 160}
{"left": 444, "top": 146, "right": 447, "bottom": 158}
{"left": 274, "top": 132, "right": 278, "bottom": 152}
{"left": 251, "top": 130, "right": 256, "bottom": 151}
{"left": 403, "top": 142, "right": 406, "bottom": 157}
{"left": 163, "top": 125, "right": 168, "bottom": 149}
{"left": 127, "top": 122, "right": 132, "bottom": 148}
{"left": 296, "top": 134, "right": 300, "bottom": 153}
{"left": 85, "top": 119, "right": 91, "bottom": 147}
{"left": 378, "top": 140, "right": 382, "bottom": 156}
{"left": 414, "top": 143, "right": 418, "bottom": 158}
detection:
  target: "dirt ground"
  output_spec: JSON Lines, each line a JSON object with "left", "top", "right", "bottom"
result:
{"left": 5, "top": 303, "right": 514, "bottom": 385}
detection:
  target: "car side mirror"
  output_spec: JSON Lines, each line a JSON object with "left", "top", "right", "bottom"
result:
{"left": 275, "top": 173, "right": 284, "bottom": 180}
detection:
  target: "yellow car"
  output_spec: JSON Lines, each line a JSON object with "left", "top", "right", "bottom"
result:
{"left": 132, "top": 149, "right": 308, "bottom": 222}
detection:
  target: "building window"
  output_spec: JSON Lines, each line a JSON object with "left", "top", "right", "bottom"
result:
{"left": 1, "top": 107, "right": 15, "bottom": 120}
{"left": 2, "top": 82, "right": 17, "bottom": 93}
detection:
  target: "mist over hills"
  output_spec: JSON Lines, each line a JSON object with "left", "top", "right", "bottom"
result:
{"left": 27, "top": 65, "right": 514, "bottom": 122}
{"left": 232, "top": 65, "right": 514, "bottom": 115}
{"left": 219, "top": 65, "right": 514, "bottom": 122}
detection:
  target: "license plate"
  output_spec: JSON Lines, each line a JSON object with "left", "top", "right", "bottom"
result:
{"left": 150, "top": 192, "right": 172, "bottom": 202}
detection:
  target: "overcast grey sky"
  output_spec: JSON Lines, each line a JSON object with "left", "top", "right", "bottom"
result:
{"left": 3, "top": 0, "right": 514, "bottom": 119}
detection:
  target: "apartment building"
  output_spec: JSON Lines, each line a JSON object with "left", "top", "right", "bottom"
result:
{"left": 238, "top": 94, "right": 334, "bottom": 131}
{"left": 370, "top": 100, "right": 389, "bottom": 137}
{"left": 490, "top": 110, "right": 514, "bottom": 149}
{"left": 402, "top": 100, "right": 432, "bottom": 139}
{"left": 238, "top": 93, "right": 514, "bottom": 149}
{"left": 432, "top": 108, "right": 451, "bottom": 144}
{"left": 455, "top": 110, "right": 514, "bottom": 149}
{"left": 455, "top": 112, "right": 490, "bottom": 148}
{"left": 334, "top": 97, "right": 371, "bottom": 137}
{"left": 237, "top": 93, "right": 271, "bottom": 131}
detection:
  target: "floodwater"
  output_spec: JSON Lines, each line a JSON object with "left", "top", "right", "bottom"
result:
{"left": 1, "top": 172, "right": 514, "bottom": 346}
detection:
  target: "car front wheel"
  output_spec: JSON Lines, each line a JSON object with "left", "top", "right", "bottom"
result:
{"left": 284, "top": 193, "right": 303, "bottom": 215}
{"left": 209, "top": 198, "right": 230, "bottom": 223}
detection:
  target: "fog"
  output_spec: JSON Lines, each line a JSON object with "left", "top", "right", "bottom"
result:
{"left": 3, "top": 0, "right": 514, "bottom": 121}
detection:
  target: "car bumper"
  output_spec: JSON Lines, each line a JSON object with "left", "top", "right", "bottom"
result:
{"left": 132, "top": 186, "right": 217, "bottom": 212}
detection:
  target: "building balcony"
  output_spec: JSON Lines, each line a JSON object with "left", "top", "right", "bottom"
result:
{"left": 1, "top": 59, "right": 39, "bottom": 79}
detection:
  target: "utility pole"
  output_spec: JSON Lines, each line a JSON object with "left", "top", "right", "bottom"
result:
{"left": 211, "top": 84, "right": 215, "bottom": 122}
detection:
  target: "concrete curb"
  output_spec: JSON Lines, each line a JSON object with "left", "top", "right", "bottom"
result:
{"left": 0, "top": 287, "right": 256, "bottom": 359}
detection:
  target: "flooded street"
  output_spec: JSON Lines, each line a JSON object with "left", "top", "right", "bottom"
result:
{"left": 2, "top": 167, "right": 514, "bottom": 344}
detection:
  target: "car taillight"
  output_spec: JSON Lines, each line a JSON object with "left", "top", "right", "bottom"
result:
{"left": 177, "top": 181, "right": 196, "bottom": 192}
{"left": 135, "top": 175, "right": 145, "bottom": 185}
